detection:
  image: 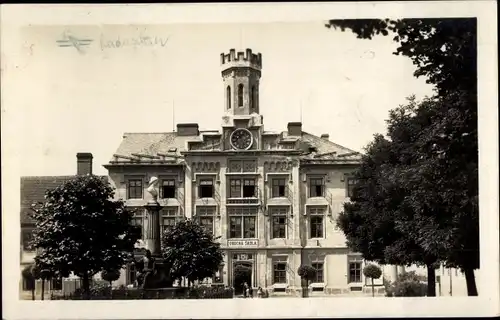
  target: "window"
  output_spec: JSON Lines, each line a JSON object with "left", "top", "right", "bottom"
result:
{"left": 309, "top": 177, "right": 324, "bottom": 197}
{"left": 212, "top": 264, "right": 224, "bottom": 283}
{"left": 228, "top": 207, "right": 257, "bottom": 238}
{"left": 21, "top": 229, "right": 34, "bottom": 251}
{"left": 160, "top": 179, "right": 176, "bottom": 199}
{"left": 199, "top": 179, "right": 214, "bottom": 198}
{"left": 309, "top": 207, "right": 324, "bottom": 238}
{"left": 251, "top": 86, "right": 256, "bottom": 110}
{"left": 238, "top": 84, "right": 244, "bottom": 107}
{"left": 349, "top": 257, "right": 362, "bottom": 283}
{"left": 243, "top": 179, "right": 256, "bottom": 197}
{"left": 51, "top": 277, "right": 62, "bottom": 290}
{"left": 196, "top": 206, "right": 215, "bottom": 235}
{"left": 229, "top": 178, "right": 256, "bottom": 198}
{"left": 227, "top": 86, "right": 231, "bottom": 109}
{"left": 312, "top": 262, "right": 324, "bottom": 283}
{"left": 347, "top": 178, "right": 359, "bottom": 198}
{"left": 130, "top": 213, "right": 144, "bottom": 238}
{"left": 271, "top": 207, "right": 287, "bottom": 239}
{"left": 229, "top": 179, "right": 241, "bottom": 198}
{"left": 273, "top": 262, "right": 287, "bottom": 284}
{"left": 271, "top": 178, "right": 286, "bottom": 198}
{"left": 128, "top": 179, "right": 143, "bottom": 199}
{"left": 161, "top": 208, "right": 179, "bottom": 233}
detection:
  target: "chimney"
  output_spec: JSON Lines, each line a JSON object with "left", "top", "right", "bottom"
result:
{"left": 77, "top": 153, "right": 93, "bottom": 175}
{"left": 321, "top": 134, "right": 330, "bottom": 140}
{"left": 287, "top": 122, "right": 302, "bottom": 136}
{"left": 176, "top": 123, "right": 199, "bottom": 136}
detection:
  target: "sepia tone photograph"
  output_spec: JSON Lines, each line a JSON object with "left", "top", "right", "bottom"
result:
{"left": 2, "top": 2, "right": 498, "bottom": 319}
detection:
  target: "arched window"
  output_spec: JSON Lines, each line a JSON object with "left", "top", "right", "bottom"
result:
{"left": 251, "top": 86, "right": 256, "bottom": 110}
{"left": 238, "top": 84, "right": 244, "bottom": 107}
{"left": 226, "top": 86, "right": 231, "bottom": 109}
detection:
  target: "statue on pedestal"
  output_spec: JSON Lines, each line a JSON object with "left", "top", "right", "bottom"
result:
{"left": 135, "top": 176, "right": 173, "bottom": 289}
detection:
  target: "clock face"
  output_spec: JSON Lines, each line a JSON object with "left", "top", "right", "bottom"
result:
{"left": 230, "top": 128, "right": 253, "bottom": 150}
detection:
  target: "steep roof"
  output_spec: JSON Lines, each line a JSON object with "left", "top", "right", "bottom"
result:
{"left": 109, "top": 131, "right": 361, "bottom": 161}
{"left": 110, "top": 132, "right": 197, "bottom": 162}
{"left": 20, "top": 175, "right": 107, "bottom": 224}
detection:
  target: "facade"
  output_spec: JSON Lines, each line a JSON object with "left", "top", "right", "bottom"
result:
{"left": 19, "top": 49, "right": 477, "bottom": 298}
{"left": 104, "top": 48, "right": 381, "bottom": 296}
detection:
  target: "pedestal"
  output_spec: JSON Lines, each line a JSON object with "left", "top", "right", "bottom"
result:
{"left": 142, "top": 201, "right": 173, "bottom": 289}
{"left": 144, "top": 201, "right": 162, "bottom": 256}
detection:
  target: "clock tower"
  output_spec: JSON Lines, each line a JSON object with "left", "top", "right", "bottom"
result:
{"left": 221, "top": 48, "right": 262, "bottom": 116}
{"left": 220, "top": 48, "right": 264, "bottom": 151}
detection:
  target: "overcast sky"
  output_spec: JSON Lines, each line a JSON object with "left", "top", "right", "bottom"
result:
{"left": 14, "top": 22, "right": 434, "bottom": 176}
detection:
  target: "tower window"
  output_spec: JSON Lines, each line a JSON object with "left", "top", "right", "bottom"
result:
{"left": 251, "top": 86, "right": 255, "bottom": 110}
{"left": 227, "top": 86, "right": 231, "bottom": 109}
{"left": 238, "top": 84, "right": 244, "bottom": 107}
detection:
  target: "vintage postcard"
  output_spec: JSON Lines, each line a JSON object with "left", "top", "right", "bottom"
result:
{"left": 1, "top": 2, "right": 498, "bottom": 319}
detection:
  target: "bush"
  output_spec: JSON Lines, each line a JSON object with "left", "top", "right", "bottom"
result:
{"left": 297, "top": 265, "right": 316, "bottom": 282}
{"left": 385, "top": 271, "right": 428, "bottom": 297}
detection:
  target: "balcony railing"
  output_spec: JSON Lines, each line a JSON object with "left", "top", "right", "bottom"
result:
{"left": 226, "top": 198, "right": 260, "bottom": 205}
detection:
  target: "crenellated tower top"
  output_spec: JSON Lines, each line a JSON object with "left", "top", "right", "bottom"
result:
{"left": 220, "top": 48, "right": 262, "bottom": 72}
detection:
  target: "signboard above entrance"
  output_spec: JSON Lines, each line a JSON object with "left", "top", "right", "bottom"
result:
{"left": 228, "top": 239, "right": 259, "bottom": 247}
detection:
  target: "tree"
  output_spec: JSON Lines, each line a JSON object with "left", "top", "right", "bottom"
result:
{"left": 297, "top": 265, "right": 316, "bottom": 298}
{"left": 161, "top": 219, "right": 224, "bottom": 287}
{"left": 30, "top": 175, "right": 142, "bottom": 299}
{"left": 338, "top": 130, "right": 440, "bottom": 296}
{"left": 326, "top": 19, "right": 478, "bottom": 295}
{"left": 101, "top": 269, "right": 121, "bottom": 298}
{"left": 21, "top": 264, "right": 36, "bottom": 300}
{"left": 363, "top": 264, "right": 382, "bottom": 297}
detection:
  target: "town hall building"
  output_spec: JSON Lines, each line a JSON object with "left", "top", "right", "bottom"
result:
{"left": 103, "top": 48, "right": 375, "bottom": 296}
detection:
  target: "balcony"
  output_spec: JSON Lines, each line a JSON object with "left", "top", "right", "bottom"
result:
{"left": 226, "top": 197, "right": 260, "bottom": 205}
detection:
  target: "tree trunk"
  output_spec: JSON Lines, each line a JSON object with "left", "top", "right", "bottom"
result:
{"left": 31, "top": 288, "right": 35, "bottom": 300}
{"left": 426, "top": 265, "right": 436, "bottom": 297}
{"left": 464, "top": 268, "right": 478, "bottom": 296}
{"left": 371, "top": 278, "right": 375, "bottom": 297}
{"left": 41, "top": 280, "right": 45, "bottom": 300}
{"left": 109, "top": 281, "right": 113, "bottom": 299}
{"left": 82, "top": 272, "right": 90, "bottom": 300}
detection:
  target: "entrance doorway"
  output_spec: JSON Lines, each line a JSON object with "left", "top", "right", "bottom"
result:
{"left": 233, "top": 262, "right": 252, "bottom": 296}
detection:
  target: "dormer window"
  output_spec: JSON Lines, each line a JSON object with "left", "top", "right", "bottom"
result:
{"left": 238, "top": 84, "right": 244, "bottom": 107}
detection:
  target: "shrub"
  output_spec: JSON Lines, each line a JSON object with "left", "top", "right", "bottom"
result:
{"left": 385, "top": 271, "right": 428, "bottom": 297}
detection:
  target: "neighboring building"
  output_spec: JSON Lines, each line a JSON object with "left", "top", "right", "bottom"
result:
{"left": 104, "top": 48, "right": 379, "bottom": 296}
{"left": 19, "top": 153, "right": 107, "bottom": 298}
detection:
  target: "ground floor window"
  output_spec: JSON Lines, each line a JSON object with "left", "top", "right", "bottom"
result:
{"left": 312, "top": 262, "right": 324, "bottom": 283}
{"left": 348, "top": 257, "right": 362, "bottom": 283}
{"left": 273, "top": 262, "right": 287, "bottom": 284}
